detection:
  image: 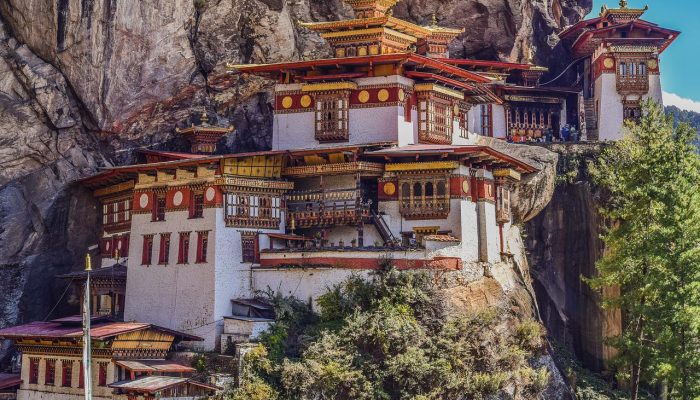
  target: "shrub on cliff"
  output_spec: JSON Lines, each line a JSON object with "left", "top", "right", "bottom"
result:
{"left": 229, "top": 269, "right": 550, "bottom": 400}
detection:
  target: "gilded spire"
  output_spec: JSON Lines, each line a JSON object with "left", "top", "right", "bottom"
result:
{"left": 431, "top": 13, "right": 438, "bottom": 28}
{"left": 619, "top": 0, "right": 628, "bottom": 8}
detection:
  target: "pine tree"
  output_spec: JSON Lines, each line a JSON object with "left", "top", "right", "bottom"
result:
{"left": 588, "top": 100, "right": 700, "bottom": 400}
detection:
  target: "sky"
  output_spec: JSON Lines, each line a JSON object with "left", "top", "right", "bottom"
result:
{"left": 588, "top": 0, "right": 700, "bottom": 112}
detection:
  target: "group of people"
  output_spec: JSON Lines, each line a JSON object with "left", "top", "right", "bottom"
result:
{"left": 508, "top": 124, "right": 581, "bottom": 143}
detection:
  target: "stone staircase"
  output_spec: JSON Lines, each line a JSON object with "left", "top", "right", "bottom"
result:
{"left": 583, "top": 98, "right": 598, "bottom": 141}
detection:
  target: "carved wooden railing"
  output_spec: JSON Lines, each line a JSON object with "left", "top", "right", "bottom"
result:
{"left": 616, "top": 74, "right": 649, "bottom": 94}
{"left": 399, "top": 197, "right": 450, "bottom": 220}
{"left": 287, "top": 188, "right": 370, "bottom": 228}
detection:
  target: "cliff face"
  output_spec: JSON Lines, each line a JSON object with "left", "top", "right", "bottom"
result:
{"left": 0, "top": 0, "right": 591, "bottom": 362}
{"left": 524, "top": 144, "right": 619, "bottom": 372}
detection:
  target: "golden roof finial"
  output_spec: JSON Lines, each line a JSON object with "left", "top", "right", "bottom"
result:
{"left": 619, "top": 0, "right": 628, "bottom": 8}
{"left": 431, "top": 13, "right": 438, "bottom": 28}
{"left": 85, "top": 253, "right": 92, "bottom": 272}
{"left": 201, "top": 111, "right": 209, "bottom": 125}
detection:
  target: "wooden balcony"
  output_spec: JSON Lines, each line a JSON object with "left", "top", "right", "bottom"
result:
{"left": 399, "top": 197, "right": 450, "bottom": 220}
{"left": 496, "top": 208, "right": 511, "bottom": 224}
{"left": 225, "top": 216, "right": 281, "bottom": 229}
{"left": 616, "top": 74, "right": 649, "bottom": 94}
{"left": 286, "top": 188, "right": 370, "bottom": 228}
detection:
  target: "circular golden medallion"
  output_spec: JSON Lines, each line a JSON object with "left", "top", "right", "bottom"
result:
{"left": 603, "top": 58, "right": 614, "bottom": 69}
{"left": 281, "top": 96, "right": 293, "bottom": 109}
{"left": 378, "top": 89, "right": 390, "bottom": 102}
{"left": 398, "top": 89, "right": 405, "bottom": 101}
{"left": 647, "top": 59, "right": 658, "bottom": 70}
{"left": 383, "top": 182, "right": 396, "bottom": 196}
{"left": 358, "top": 90, "right": 370, "bottom": 103}
{"left": 300, "top": 95, "right": 312, "bottom": 108}
{"left": 462, "top": 180, "right": 470, "bottom": 195}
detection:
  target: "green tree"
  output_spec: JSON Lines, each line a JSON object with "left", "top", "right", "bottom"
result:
{"left": 588, "top": 100, "right": 700, "bottom": 400}
{"left": 231, "top": 269, "right": 550, "bottom": 400}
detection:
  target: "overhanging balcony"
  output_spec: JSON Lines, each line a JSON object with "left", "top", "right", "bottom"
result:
{"left": 286, "top": 188, "right": 371, "bottom": 229}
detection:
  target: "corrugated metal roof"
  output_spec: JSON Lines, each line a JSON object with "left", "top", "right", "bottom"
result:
{"left": 115, "top": 360, "right": 195, "bottom": 373}
{"left": 109, "top": 376, "right": 220, "bottom": 393}
{"left": 0, "top": 321, "right": 202, "bottom": 342}
{"left": 0, "top": 373, "right": 21, "bottom": 390}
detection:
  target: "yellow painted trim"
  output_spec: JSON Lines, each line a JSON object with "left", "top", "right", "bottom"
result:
{"left": 94, "top": 180, "right": 135, "bottom": 197}
{"left": 413, "top": 83, "right": 465, "bottom": 100}
{"left": 493, "top": 168, "right": 522, "bottom": 181}
{"left": 321, "top": 27, "right": 418, "bottom": 43}
{"left": 386, "top": 161, "right": 459, "bottom": 172}
{"left": 301, "top": 82, "right": 358, "bottom": 92}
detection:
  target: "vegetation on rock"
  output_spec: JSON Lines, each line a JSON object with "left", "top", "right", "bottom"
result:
{"left": 588, "top": 100, "right": 700, "bottom": 399}
{"left": 228, "top": 269, "right": 551, "bottom": 400}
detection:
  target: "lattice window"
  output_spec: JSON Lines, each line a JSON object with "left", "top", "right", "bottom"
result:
{"left": 315, "top": 93, "right": 349, "bottom": 142}
{"left": 418, "top": 95, "right": 453, "bottom": 144}
{"left": 142, "top": 235, "right": 154, "bottom": 265}
{"left": 158, "top": 233, "right": 171, "bottom": 264}
{"left": 496, "top": 185, "right": 512, "bottom": 223}
{"left": 616, "top": 58, "right": 649, "bottom": 93}
{"left": 224, "top": 193, "right": 282, "bottom": 228}
{"left": 45, "top": 359, "right": 56, "bottom": 386}
{"left": 480, "top": 104, "right": 493, "bottom": 136}
{"left": 196, "top": 231, "right": 209, "bottom": 263}
{"left": 102, "top": 197, "right": 131, "bottom": 232}
{"left": 241, "top": 232, "right": 259, "bottom": 263}
{"left": 189, "top": 192, "right": 204, "bottom": 218}
{"left": 398, "top": 175, "right": 450, "bottom": 219}
{"left": 458, "top": 102, "right": 471, "bottom": 139}
{"left": 97, "top": 362, "right": 108, "bottom": 387}
{"left": 29, "top": 358, "right": 39, "bottom": 384}
{"left": 623, "top": 99, "right": 642, "bottom": 122}
{"left": 61, "top": 360, "right": 73, "bottom": 387}
{"left": 152, "top": 195, "right": 166, "bottom": 222}
{"left": 178, "top": 232, "right": 190, "bottom": 264}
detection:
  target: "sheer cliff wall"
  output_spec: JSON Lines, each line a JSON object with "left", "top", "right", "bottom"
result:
{"left": 524, "top": 143, "right": 620, "bottom": 372}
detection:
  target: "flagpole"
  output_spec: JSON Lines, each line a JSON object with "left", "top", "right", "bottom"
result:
{"left": 83, "top": 253, "right": 93, "bottom": 400}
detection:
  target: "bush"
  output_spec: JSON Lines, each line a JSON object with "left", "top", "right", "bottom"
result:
{"left": 232, "top": 269, "right": 550, "bottom": 400}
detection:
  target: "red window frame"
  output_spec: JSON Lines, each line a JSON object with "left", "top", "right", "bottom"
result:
{"left": 45, "top": 359, "right": 56, "bottom": 386}
{"left": 241, "top": 232, "right": 259, "bottom": 263}
{"left": 61, "top": 360, "right": 73, "bottom": 387}
{"left": 152, "top": 195, "right": 166, "bottom": 222}
{"left": 159, "top": 233, "right": 171, "bottom": 264}
{"left": 196, "top": 231, "right": 209, "bottom": 264}
{"left": 189, "top": 192, "right": 204, "bottom": 219}
{"left": 78, "top": 362, "right": 84, "bottom": 388}
{"left": 98, "top": 362, "right": 108, "bottom": 387}
{"left": 141, "top": 235, "right": 154, "bottom": 265}
{"left": 178, "top": 232, "right": 191, "bottom": 264}
{"left": 29, "top": 358, "right": 39, "bottom": 384}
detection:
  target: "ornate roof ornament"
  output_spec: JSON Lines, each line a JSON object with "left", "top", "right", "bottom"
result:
{"left": 599, "top": 0, "right": 648, "bottom": 22}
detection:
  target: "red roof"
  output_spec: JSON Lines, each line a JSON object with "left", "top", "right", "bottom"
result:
{"left": 0, "top": 374, "right": 21, "bottom": 390}
{"left": 232, "top": 53, "right": 492, "bottom": 84}
{"left": 138, "top": 149, "right": 209, "bottom": 161}
{"left": 440, "top": 58, "right": 545, "bottom": 72}
{"left": 0, "top": 320, "right": 202, "bottom": 342}
{"left": 365, "top": 144, "right": 537, "bottom": 173}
